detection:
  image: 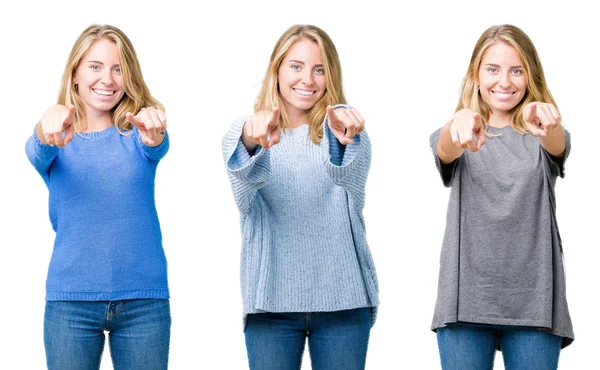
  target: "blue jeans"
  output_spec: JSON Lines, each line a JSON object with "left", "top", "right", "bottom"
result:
{"left": 437, "top": 322, "right": 562, "bottom": 370}
{"left": 245, "top": 307, "right": 371, "bottom": 370}
{"left": 44, "top": 299, "right": 171, "bottom": 370}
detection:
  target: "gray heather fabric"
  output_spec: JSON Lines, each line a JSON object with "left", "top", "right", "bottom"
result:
{"left": 429, "top": 125, "right": 574, "bottom": 348}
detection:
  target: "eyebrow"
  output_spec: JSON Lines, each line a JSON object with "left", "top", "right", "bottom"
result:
{"left": 287, "top": 60, "right": 323, "bottom": 67}
{"left": 484, "top": 63, "right": 523, "bottom": 69}
{"left": 86, "top": 60, "right": 120, "bottom": 67}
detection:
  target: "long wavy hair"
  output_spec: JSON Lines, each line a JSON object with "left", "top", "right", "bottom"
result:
{"left": 254, "top": 24, "right": 346, "bottom": 144}
{"left": 457, "top": 24, "right": 557, "bottom": 134}
{"left": 57, "top": 24, "right": 163, "bottom": 133}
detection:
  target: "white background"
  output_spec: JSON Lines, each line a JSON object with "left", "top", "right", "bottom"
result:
{"left": 1, "top": 0, "right": 597, "bottom": 368}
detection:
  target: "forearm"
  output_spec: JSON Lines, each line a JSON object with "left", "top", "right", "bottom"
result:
{"left": 26, "top": 128, "right": 59, "bottom": 179}
{"left": 436, "top": 120, "right": 465, "bottom": 164}
{"left": 147, "top": 132, "right": 166, "bottom": 147}
{"left": 225, "top": 141, "right": 270, "bottom": 215}
{"left": 137, "top": 130, "right": 169, "bottom": 161}
{"left": 539, "top": 124, "right": 566, "bottom": 157}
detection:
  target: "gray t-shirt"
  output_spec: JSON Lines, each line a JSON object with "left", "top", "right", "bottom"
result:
{"left": 430, "top": 125, "right": 574, "bottom": 348}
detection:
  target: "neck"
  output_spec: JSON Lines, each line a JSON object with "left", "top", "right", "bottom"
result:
{"left": 487, "top": 110, "right": 512, "bottom": 128}
{"left": 284, "top": 106, "right": 309, "bottom": 128}
{"left": 84, "top": 110, "right": 114, "bottom": 132}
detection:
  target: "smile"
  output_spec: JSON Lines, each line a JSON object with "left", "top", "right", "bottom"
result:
{"left": 293, "top": 88, "right": 316, "bottom": 96}
{"left": 92, "top": 89, "right": 116, "bottom": 96}
{"left": 491, "top": 91, "right": 516, "bottom": 98}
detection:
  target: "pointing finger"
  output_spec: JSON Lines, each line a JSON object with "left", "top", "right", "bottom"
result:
{"left": 326, "top": 105, "right": 339, "bottom": 124}
{"left": 64, "top": 105, "right": 76, "bottom": 125}
{"left": 126, "top": 112, "right": 144, "bottom": 129}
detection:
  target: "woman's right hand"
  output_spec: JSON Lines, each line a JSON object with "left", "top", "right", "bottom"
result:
{"left": 449, "top": 109, "right": 486, "bottom": 152}
{"left": 37, "top": 104, "right": 76, "bottom": 148}
{"left": 241, "top": 107, "right": 281, "bottom": 153}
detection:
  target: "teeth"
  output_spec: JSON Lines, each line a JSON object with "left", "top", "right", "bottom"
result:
{"left": 294, "top": 89, "right": 314, "bottom": 96}
{"left": 493, "top": 91, "right": 513, "bottom": 97}
{"left": 93, "top": 89, "right": 115, "bottom": 96}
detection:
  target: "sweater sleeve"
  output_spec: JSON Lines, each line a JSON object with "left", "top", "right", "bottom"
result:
{"left": 320, "top": 105, "right": 371, "bottom": 211}
{"left": 25, "top": 126, "right": 60, "bottom": 186}
{"left": 134, "top": 128, "right": 170, "bottom": 162}
{"left": 222, "top": 116, "right": 271, "bottom": 215}
{"left": 429, "top": 127, "right": 459, "bottom": 188}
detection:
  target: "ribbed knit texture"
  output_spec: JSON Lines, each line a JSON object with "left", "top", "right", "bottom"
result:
{"left": 222, "top": 105, "right": 379, "bottom": 326}
{"left": 25, "top": 126, "right": 170, "bottom": 301}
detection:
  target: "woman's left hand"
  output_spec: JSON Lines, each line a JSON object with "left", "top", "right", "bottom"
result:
{"left": 326, "top": 106, "right": 364, "bottom": 145}
{"left": 523, "top": 102, "right": 560, "bottom": 137}
{"left": 127, "top": 107, "right": 167, "bottom": 147}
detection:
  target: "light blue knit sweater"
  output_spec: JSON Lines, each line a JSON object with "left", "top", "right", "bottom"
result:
{"left": 222, "top": 107, "right": 379, "bottom": 325}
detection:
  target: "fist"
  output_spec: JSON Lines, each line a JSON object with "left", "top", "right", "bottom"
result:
{"left": 449, "top": 109, "right": 486, "bottom": 152}
{"left": 242, "top": 107, "right": 281, "bottom": 151}
{"left": 40, "top": 104, "right": 76, "bottom": 148}
{"left": 523, "top": 102, "right": 560, "bottom": 137}
{"left": 126, "top": 107, "right": 167, "bottom": 147}
{"left": 326, "top": 106, "right": 364, "bottom": 145}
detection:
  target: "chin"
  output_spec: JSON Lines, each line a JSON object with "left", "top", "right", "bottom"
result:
{"left": 93, "top": 104, "right": 118, "bottom": 113}
{"left": 293, "top": 102, "right": 317, "bottom": 111}
{"left": 495, "top": 103, "right": 520, "bottom": 112}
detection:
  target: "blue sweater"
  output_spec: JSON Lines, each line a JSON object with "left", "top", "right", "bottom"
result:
{"left": 222, "top": 108, "right": 379, "bottom": 325}
{"left": 25, "top": 126, "right": 170, "bottom": 301}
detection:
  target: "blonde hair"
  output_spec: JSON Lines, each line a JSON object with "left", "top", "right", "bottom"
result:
{"left": 457, "top": 24, "right": 557, "bottom": 134}
{"left": 57, "top": 24, "right": 163, "bottom": 133}
{"left": 255, "top": 24, "right": 346, "bottom": 144}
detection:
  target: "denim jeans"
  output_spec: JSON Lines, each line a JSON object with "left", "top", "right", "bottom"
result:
{"left": 44, "top": 299, "right": 171, "bottom": 370}
{"left": 245, "top": 307, "right": 371, "bottom": 370}
{"left": 437, "top": 322, "right": 562, "bottom": 370}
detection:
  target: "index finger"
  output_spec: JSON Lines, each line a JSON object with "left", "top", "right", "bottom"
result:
{"left": 126, "top": 112, "right": 144, "bottom": 129}
{"left": 64, "top": 105, "right": 76, "bottom": 125}
{"left": 269, "top": 125, "right": 281, "bottom": 147}
{"left": 460, "top": 125, "right": 477, "bottom": 152}
{"left": 475, "top": 128, "right": 486, "bottom": 150}
{"left": 326, "top": 105, "right": 339, "bottom": 123}
{"left": 524, "top": 102, "right": 538, "bottom": 123}
{"left": 270, "top": 107, "right": 280, "bottom": 126}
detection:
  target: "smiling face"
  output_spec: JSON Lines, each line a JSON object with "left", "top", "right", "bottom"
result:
{"left": 478, "top": 41, "right": 527, "bottom": 117}
{"left": 277, "top": 38, "right": 326, "bottom": 126}
{"left": 73, "top": 38, "right": 125, "bottom": 121}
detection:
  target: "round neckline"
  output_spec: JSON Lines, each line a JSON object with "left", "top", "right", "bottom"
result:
{"left": 286, "top": 124, "right": 309, "bottom": 136}
{"left": 78, "top": 125, "right": 118, "bottom": 139}
{"left": 487, "top": 125, "right": 513, "bottom": 131}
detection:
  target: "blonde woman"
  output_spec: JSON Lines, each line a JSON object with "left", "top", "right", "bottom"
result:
{"left": 430, "top": 24, "right": 574, "bottom": 369}
{"left": 26, "top": 24, "right": 170, "bottom": 369}
{"left": 222, "top": 24, "right": 379, "bottom": 370}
